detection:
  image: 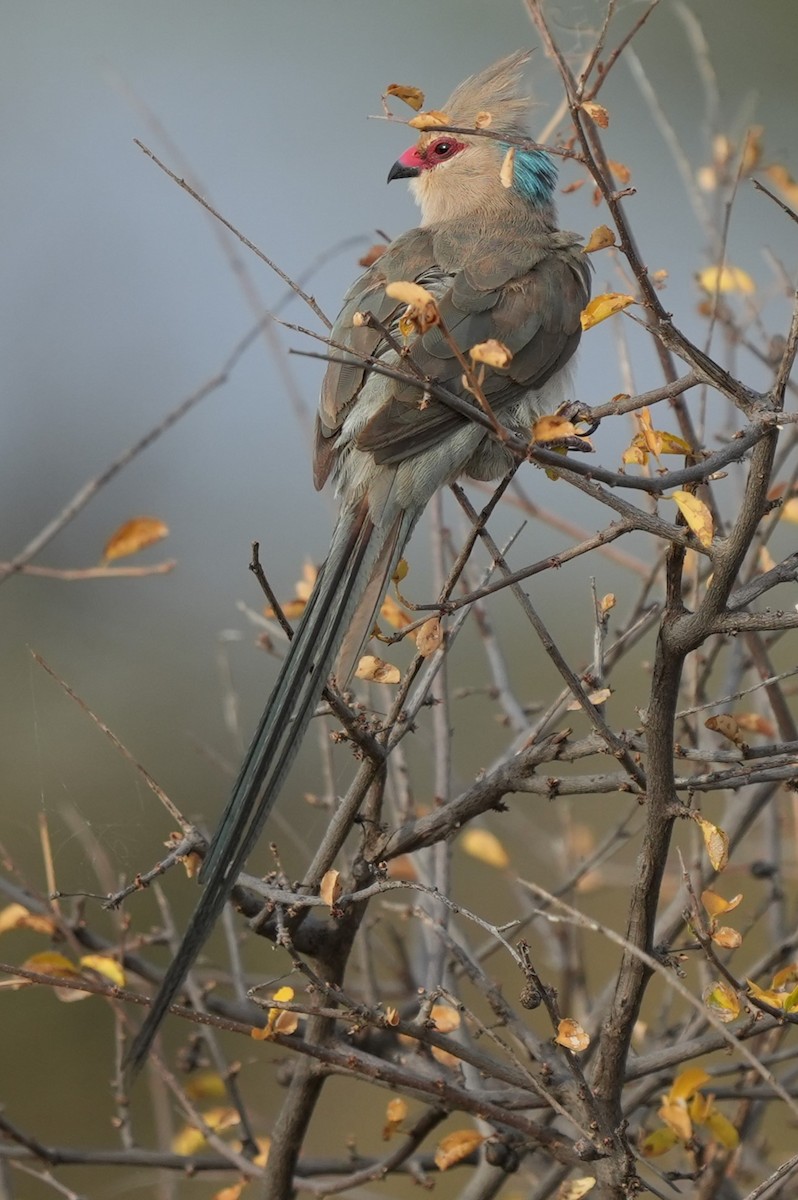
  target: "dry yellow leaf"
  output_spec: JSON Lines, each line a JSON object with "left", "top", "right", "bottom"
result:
{"left": 567, "top": 686, "right": 611, "bottom": 710}
{"left": 500, "top": 146, "right": 516, "bottom": 189}
{"left": 272, "top": 1009, "right": 299, "bottom": 1034}
{"left": 386, "top": 280, "right": 439, "bottom": 335}
{"left": 711, "top": 926, "right": 742, "bottom": 950}
{"left": 698, "top": 265, "right": 756, "bottom": 295}
{"left": 392, "top": 557, "right": 408, "bottom": 583}
{"left": 382, "top": 1096, "right": 408, "bottom": 1140}
{"left": 734, "top": 711, "right": 775, "bottom": 737}
{"left": 22, "top": 951, "right": 80, "bottom": 979}
{"left": 469, "top": 339, "right": 513, "bottom": 368}
{"left": 252, "top": 1138, "right": 270, "bottom": 1168}
{"left": 671, "top": 490, "right": 713, "bottom": 548}
{"left": 474, "top": 110, "right": 492, "bottom": 128}
{"left": 0, "top": 903, "right": 56, "bottom": 936}
{"left": 701, "top": 890, "right": 742, "bottom": 918}
{"left": 384, "top": 1005, "right": 400, "bottom": 1026}
{"left": 213, "top": 1185, "right": 245, "bottom": 1200}
{"left": 640, "top": 1127, "right": 680, "bottom": 1157}
{"left": 771, "top": 963, "right": 798, "bottom": 990}
{"left": 668, "top": 1067, "right": 710, "bottom": 1104}
{"left": 706, "top": 1108, "right": 739, "bottom": 1149}
{"left": 557, "top": 1179, "right": 596, "bottom": 1200}
{"left": 746, "top": 978, "right": 787, "bottom": 1009}
{"left": 320, "top": 869, "right": 342, "bottom": 908}
{"left": 355, "top": 654, "right": 401, "bottom": 684}
{"left": 385, "top": 280, "right": 435, "bottom": 308}
{"left": 254, "top": 986, "right": 298, "bottom": 1040}
{"left": 702, "top": 980, "right": 741, "bottom": 1022}
{"left": 694, "top": 814, "right": 729, "bottom": 871}
{"left": 102, "top": 516, "right": 169, "bottom": 563}
{"left": 584, "top": 224, "right": 616, "bottom": 253}
{"left": 580, "top": 293, "right": 635, "bottom": 330}
{"left": 658, "top": 1099, "right": 692, "bottom": 1142}
{"left": 408, "top": 109, "right": 449, "bottom": 130}
{"left": 780, "top": 497, "right": 798, "bottom": 523}
{"left": 172, "top": 1108, "right": 238, "bottom": 1157}
{"left": 582, "top": 101, "right": 609, "bottom": 127}
{"left": 79, "top": 954, "right": 125, "bottom": 987}
{"left": 415, "top": 616, "right": 443, "bottom": 657}
{"left": 380, "top": 594, "right": 411, "bottom": 631}
{"left": 184, "top": 1072, "right": 228, "bottom": 1102}
{"left": 766, "top": 163, "right": 798, "bottom": 208}
{"left": 385, "top": 83, "right": 425, "bottom": 111}
{"left": 461, "top": 827, "right": 509, "bottom": 869}
{"left": 600, "top": 593, "right": 616, "bottom": 614}
{"left": 532, "top": 413, "right": 586, "bottom": 445}
{"left": 555, "top": 1018, "right": 590, "bottom": 1052}
{"left": 182, "top": 849, "right": 203, "bottom": 879}
{"left": 434, "top": 1129, "right": 484, "bottom": 1171}
{"left": 172, "top": 1125, "right": 208, "bottom": 1157}
{"left": 430, "top": 1003, "right": 461, "bottom": 1033}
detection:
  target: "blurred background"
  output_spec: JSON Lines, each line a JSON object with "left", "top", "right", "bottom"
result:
{"left": 2, "top": 1, "right": 797, "bottom": 1195}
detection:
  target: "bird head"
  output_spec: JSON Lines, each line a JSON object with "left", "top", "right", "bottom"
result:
{"left": 387, "top": 51, "right": 557, "bottom": 227}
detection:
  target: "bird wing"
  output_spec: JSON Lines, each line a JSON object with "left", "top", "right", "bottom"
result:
{"left": 314, "top": 223, "right": 590, "bottom": 479}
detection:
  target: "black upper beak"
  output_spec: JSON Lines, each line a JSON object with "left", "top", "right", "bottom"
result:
{"left": 387, "top": 161, "right": 421, "bottom": 183}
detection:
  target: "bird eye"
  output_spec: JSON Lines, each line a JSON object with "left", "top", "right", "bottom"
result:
{"left": 433, "top": 140, "right": 454, "bottom": 157}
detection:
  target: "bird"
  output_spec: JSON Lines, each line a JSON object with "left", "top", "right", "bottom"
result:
{"left": 125, "top": 50, "right": 591, "bottom": 1075}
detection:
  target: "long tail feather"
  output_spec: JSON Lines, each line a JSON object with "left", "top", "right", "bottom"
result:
{"left": 125, "top": 499, "right": 416, "bottom": 1075}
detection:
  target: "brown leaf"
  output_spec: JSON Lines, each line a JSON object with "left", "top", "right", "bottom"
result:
{"left": 765, "top": 163, "right": 798, "bottom": 208}
{"left": 607, "top": 159, "right": 631, "bottom": 184}
{"left": 355, "top": 654, "right": 401, "bottom": 684}
{"left": 385, "top": 83, "right": 425, "bottom": 111}
{"left": 359, "top": 243, "right": 388, "bottom": 268}
{"left": 382, "top": 1096, "right": 408, "bottom": 1140}
{"left": 705, "top": 713, "right": 747, "bottom": 749}
{"left": 408, "top": 109, "right": 449, "bottom": 130}
{"left": 415, "top": 616, "right": 443, "bottom": 657}
{"left": 320, "top": 869, "right": 342, "bottom": 908}
{"left": 555, "top": 1018, "right": 590, "bottom": 1052}
{"left": 694, "top": 815, "right": 729, "bottom": 871}
{"left": 711, "top": 926, "right": 742, "bottom": 950}
{"left": 582, "top": 101, "right": 609, "bottom": 127}
{"left": 102, "top": 516, "right": 169, "bottom": 563}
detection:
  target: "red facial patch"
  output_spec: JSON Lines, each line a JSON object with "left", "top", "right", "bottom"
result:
{"left": 398, "top": 137, "right": 465, "bottom": 172}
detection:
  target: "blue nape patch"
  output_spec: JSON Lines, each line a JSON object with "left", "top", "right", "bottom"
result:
{"left": 506, "top": 146, "right": 557, "bottom": 204}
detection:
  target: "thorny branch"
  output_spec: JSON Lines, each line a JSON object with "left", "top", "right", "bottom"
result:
{"left": 4, "top": 5, "right": 798, "bottom": 1200}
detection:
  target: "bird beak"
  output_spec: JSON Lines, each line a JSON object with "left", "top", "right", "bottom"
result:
{"left": 387, "top": 159, "right": 420, "bottom": 183}
{"left": 388, "top": 146, "right": 424, "bottom": 183}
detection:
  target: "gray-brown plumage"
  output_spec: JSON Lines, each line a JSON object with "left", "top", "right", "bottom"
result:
{"left": 126, "top": 50, "right": 590, "bottom": 1076}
